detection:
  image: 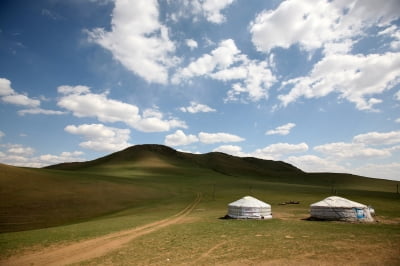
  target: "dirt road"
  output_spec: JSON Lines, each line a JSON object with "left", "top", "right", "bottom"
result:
{"left": 1, "top": 193, "right": 202, "bottom": 266}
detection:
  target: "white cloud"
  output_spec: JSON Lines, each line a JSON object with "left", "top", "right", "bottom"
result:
{"left": 165, "top": 130, "right": 245, "bottom": 146}
{"left": 185, "top": 39, "right": 198, "bottom": 50}
{"left": 87, "top": 0, "right": 178, "bottom": 84}
{"left": 213, "top": 145, "right": 246, "bottom": 156}
{"left": 0, "top": 78, "right": 40, "bottom": 107}
{"left": 266, "top": 123, "right": 296, "bottom": 136}
{"left": 0, "top": 143, "right": 85, "bottom": 167}
{"left": 287, "top": 154, "right": 347, "bottom": 173}
{"left": 395, "top": 90, "right": 400, "bottom": 101}
{"left": 250, "top": 0, "right": 400, "bottom": 110}
{"left": 180, "top": 101, "right": 216, "bottom": 113}
{"left": 1, "top": 78, "right": 64, "bottom": 115}
{"left": 164, "top": 130, "right": 198, "bottom": 146}
{"left": 58, "top": 85, "right": 91, "bottom": 95}
{"left": 353, "top": 162, "right": 400, "bottom": 181}
{"left": 353, "top": 131, "right": 400, "bottom": 146}
{"left": 58, "top": 85, "right": 186, "bottom": 132}
{"left": 314, "top": 142, "right": 391, "bottom": 159}
{"left": 252, "top": 142, "right": 308, "bottom": 160}
{"left": 2, "top": 94, "right": 40, "bottom": 107}
{"left": 223, "top": 60, "right": 276, "bottom": 102}
{"left": 0, "top": 78, "right": 14, "bottom": 96}
{"left": 201, "top": 0, "right": 234, "bottom": 24}
{"left": 198, "top": 132, "right": 245, "bottom": 144}
{"left": 18, "top": 108, "right": 66, "bottom": 116}
{"left": 173, "top": 39, "right": 276, "bottom": 102}
{"left": 279, "top": 52, "right": 400, "bottom": 110}
{"left": 65, "top": 123, "right": 131, "bottom": 152}
{"left": 379, "top": 25, "right": 400, "bottom": 50}
{"left": 167, "top": 0, "right": 234, "bottom": 24}
{"left": 396, "top": 118, "right": 400, "bottom": 123}
{"left": 173, "top": 39, "right": 240, "bottom": 82}
{"left": 313, "top": 131, "right": 400, "bottom": 162}
{"left": 250, "top": 0, "right": 400, "bottom": 54}
{"left": 0, "top": 130, "right": 4, "bottom": 139}
{"left": 39, "top": 151, "right": 84, "bottom": 165}
{"left": 7, "top": 144, "right": 35, "bottom": 156}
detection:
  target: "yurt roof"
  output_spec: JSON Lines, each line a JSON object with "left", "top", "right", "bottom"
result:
{"left": 228, "top": 196, "right": 270, "bottom": 208}
{"left": 310, "top": 196, "right": 367, "bottom": 208}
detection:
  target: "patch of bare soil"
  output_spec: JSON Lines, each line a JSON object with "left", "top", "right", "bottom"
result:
{"left": 0, "top": 193, "right": 202, "bottom": 266}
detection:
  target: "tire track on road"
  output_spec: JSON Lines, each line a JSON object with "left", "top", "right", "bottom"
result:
{"left": 2, "top": 193, "right": 202, "bottom": 266}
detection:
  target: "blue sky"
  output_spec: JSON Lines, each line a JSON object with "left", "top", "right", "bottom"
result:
{"left": 1, "top": 0, "right": 400, "bottom": 181}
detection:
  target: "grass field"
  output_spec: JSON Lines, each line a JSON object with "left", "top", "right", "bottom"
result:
{"left": 0, "top": 145, "right": 399, "bottom": 265}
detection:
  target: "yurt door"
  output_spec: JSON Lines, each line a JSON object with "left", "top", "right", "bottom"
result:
{"left": 355, "top": 208, "right": 365, "bottom": 219}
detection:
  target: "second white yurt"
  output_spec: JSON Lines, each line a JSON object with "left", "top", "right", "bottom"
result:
{"left": 310, "top": 196, "right": 374, "bottom": 222}
{"left": 227, "top": 196, "right": 272, "bottom": 219}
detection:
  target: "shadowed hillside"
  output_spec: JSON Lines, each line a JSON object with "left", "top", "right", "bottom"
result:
{"left": 2, "top": 144, "right": 399, "bottom": 233}
{"left": 46, "top": 144, "right": 397, "bottom": 190}
{"left": 46, "top": 144, "right": 304, "bottom": 177}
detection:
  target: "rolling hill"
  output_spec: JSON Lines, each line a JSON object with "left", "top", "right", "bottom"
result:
{"left": 45, "top": 144, "right": 304, "bottom": 177}
{"left": 46, "top": 144, "right": 396, "bottom": 189}
{"left": 1, "top": 144, "right": 400, "bottom": 265}
{"left": 1, "top": 144, "right": 398, "bottom": 233}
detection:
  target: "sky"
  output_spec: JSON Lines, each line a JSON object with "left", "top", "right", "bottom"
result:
{"left": 1, "top": 0, "right": 400, "bottom": 181}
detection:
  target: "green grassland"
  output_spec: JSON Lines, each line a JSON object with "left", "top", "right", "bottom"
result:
{"left": 1, "top": 144, "right": 399, "bottom": 265}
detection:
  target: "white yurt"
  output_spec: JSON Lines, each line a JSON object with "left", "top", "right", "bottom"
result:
{"left": 310, "top": 196, "right": 374, "bottom": 222}
{"left": 227, "top": 196, "right": 272, "bottom": 219}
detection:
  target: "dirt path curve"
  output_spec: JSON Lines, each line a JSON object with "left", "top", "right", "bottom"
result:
{"left": 2, "top": 193, "right": 202, "bottom": 266}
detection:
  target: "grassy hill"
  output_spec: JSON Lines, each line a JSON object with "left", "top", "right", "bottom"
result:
{"left": 1, "top": 144, "right": 400, "bottom": 265}
{"left": 1, "top": 144, "right": 399, "bottom": 234}
{"left": 46, "top": 144, "right": 397, "bottom": 191}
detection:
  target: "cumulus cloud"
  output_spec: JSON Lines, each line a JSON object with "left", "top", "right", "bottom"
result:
{"left": 2, "top": 94, "right": 40, "bottom": 107}
{"left": 252, "top": 142, "right": 308, "bottom": 160}
{"left": 39, "top": 151, "right": 84, "bottom": 165}
{"left": 0, "top": 130, "right": 4, "bottom": 139}
{"left": 395, "top": 90, "right": 400, "bottom": 101}
{"left": 173, "top": 39, "right": 240, "bottom": 81}
{"left": 250, "top": 0, "right": 400, "bottom": 111}
{"left": 279, "top": 52, "right": 400, "bottom": 110}
{"left": 353, "top": 131, "right": 400, "bottom": 146}
{"left": 58, "top": 85, "right": 186, "bottom": 132}
{"left": 312, "top": 130, "right": 400, "bottom": 162}
{"left": 213, "top": 145, "right": 246, "bottom": 156}
{"left": 164, "top": 130, "right": 245, "bottom": 146}
{"left": 65, "top": 123, "right": 131, "bottom": 152}
{"left": 266, "top": 123, "right": 296, "bottom": 135}
{"left": 180, "top": 101, "right": 216, "bottom": 113}
{"left": 353, "top": 162, "right": 400, "bottom": 180}
{"left": 7, "top": 144, "right": 35, "bottom": 156}
{"left": 0, "top": 77, "right": 67, "bottom": 115}
{"left": 87, "top": 0, "right": 178, "bottom": 84}
{"left": 173, "top": 39, "right": 276, "bottom": 101}
{"left": 164, "top": 130, "right": 198, "bottom": 146}
{"left": 379, "top": 25, "right": 400, "bottom": 50}
{"left": 198, "top": 132, "right": 245, "bottom": 144}
{"left": 0, "top": 143, "right": 85, "bottom": 167}
{"left": 287, "top": 154, "right": 347, "bottom": 173}
{"left": 18, "top": 108, "right": 66, "bottom": 116}
{"left": 167, "top": 0, "right": 234, "bottom": 24}
{"left": 250, "top": 0, "right": 400, "bottom": 54}
{"left": 314, "top": 142, "right": 391, "bottom": 159}
{"left": 0, "top": 78, "right": 40, "bottom": 107}
{"left": 201, "top": 0, "right": 234, "bottom": 23}
{"left": 186, "top": 39, "right": 198, "bottom": 50}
